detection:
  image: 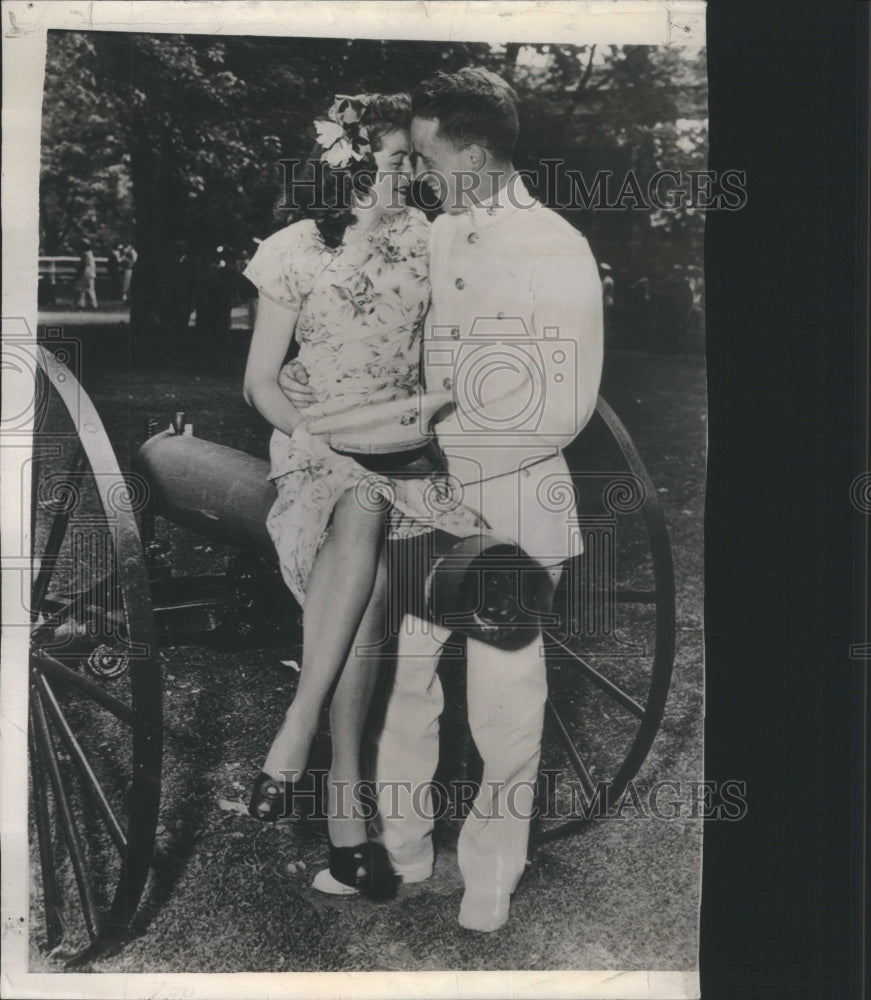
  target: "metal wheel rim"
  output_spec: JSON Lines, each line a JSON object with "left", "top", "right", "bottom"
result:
{"left": 535, "top": 394, "right": 676, "bottom": 844}
{"left": 29, "top": 345, "right": 163, "bottom": 965}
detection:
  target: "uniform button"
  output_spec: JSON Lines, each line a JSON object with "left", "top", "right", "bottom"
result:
{"left": 497, "top": 311, "right": 505, "bottom": 319}
{"left": 467, "top": 232, "right": 479, "bottom": 243}
{"left": 450, "top": 327, "right": 460, "bottom": 340}
{"left": 455, "top": 277, "right": 465, "bottom": 290}
{"left": 442, "top": 377, "right": 452, "bottom": 390}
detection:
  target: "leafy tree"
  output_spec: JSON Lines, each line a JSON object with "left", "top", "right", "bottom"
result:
{"left": 40, "top": 32, "right": 133, "bottom": 253}
{"left": 507, "top": 44, "right": 708, "bottom": 275}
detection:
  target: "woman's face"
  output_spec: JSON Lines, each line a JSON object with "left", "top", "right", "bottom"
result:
{"left": 369, "top": 128, "right": 413, "bottom": 214}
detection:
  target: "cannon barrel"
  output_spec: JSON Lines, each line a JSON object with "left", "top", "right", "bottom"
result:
{"left": 134, "top": 431, "right": 276, "bottom": 553}
{"left": 134, "top": 431, "right": 554, "bottom": 649}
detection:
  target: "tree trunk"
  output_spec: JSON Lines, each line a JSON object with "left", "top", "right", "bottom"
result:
{"left": 129, "top": 129, "right": 187, "bottom": 364}
{"left": 502, "top": 43, "right": 521, "bottom": 81}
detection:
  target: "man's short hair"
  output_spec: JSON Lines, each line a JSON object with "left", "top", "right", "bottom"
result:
{"left": 412, "top": 67, "right": 519, "bottom": 158}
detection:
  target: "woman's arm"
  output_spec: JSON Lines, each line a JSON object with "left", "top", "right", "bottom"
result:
{"left": 242, "top": 295, "right": 307, "bottom": 436}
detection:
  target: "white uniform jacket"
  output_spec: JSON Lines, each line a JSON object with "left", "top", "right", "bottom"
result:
{"left": 424, "top": 184, "right": 604, "bottom": 564}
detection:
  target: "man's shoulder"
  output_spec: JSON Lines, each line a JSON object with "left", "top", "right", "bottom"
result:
{"left": 516, "top": 203, "right": 594, "bottom": 257}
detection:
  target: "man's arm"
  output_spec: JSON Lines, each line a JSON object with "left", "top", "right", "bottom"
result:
{"left": 530, "top": 236, "right": 603, "bottom": 446}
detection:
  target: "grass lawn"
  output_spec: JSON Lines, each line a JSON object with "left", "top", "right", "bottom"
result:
{"left": 29, "top": 329, "right": 706, "bottom": 973}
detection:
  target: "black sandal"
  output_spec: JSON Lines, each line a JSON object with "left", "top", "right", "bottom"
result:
{"left": 312, "top": 840, "right": 399, "bottom": 900}
{"left": 247, "top": 771, "right": 301, "bottom": 823}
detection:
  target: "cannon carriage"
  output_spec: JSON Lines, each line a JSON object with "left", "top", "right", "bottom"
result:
{"left": 27, "top": 343, "right": 675, "bottom": 966}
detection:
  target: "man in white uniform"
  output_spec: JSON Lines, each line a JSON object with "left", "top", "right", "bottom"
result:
{"left": 372, "top": 68, "right": 603, "bottom": 932}
{"left": 283, "top": 68, "right": 603, "bottom": 931}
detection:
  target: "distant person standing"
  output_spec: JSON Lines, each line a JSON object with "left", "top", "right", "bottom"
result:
{"left": 107, "top": 243, "right": 124, "bottom": 300}
{"left": 196, "top": 245, "right": 234, "bottom": 343}
{"left": 168, "top": 239, "right": 197, "bottom": 336}
{"left": 121, "top": 244, "right": 138, "bottom": 303}
{"left": 74, "top": 240, "right": 98, "bottom": 310}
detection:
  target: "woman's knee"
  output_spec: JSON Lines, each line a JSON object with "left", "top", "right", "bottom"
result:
{"left": 335, "top": 488, "right": 389, "bottom": 522}
{"left": 332, "top": 487, "right": 388, "bottom": 535}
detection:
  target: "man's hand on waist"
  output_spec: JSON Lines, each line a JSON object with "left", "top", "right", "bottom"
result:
{"left": 278, "top": 359, "right": 316, "bottom": 408}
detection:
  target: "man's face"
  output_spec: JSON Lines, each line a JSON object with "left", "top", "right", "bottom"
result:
{"left": 411, "top": 117, "right": 477, "bottom": 214}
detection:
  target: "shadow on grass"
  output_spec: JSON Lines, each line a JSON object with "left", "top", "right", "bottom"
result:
{"left": 124, "top": 647, "right": 245, "bottom": 945}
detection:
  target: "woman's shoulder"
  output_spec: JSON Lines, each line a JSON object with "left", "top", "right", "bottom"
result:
{"left": 245, "top": 219, "right": 323, "bottom": 304}
{"left": 257, "top": 218, "right": 321, "bottom": 255}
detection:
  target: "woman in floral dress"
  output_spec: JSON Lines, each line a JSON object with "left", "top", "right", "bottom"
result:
{"left": 242, "top": 94, "right": 478, "bottom": 896}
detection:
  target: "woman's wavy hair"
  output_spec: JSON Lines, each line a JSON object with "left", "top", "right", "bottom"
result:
{"left": 276, "top": 92, "right": 411, "bottom": 249}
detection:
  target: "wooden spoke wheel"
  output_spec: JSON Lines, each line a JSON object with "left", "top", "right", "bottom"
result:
{"left": 533, "top": 396, "right": 676, "bottom": 843}
{"left": 28, "top": 346, "right": 162, "bottom": 966}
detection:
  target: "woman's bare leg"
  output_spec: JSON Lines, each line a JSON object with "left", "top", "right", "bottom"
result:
{"left": 326, "top": 552, "right": 387, "bottom": 846}
{"left": 262, "top": 488, "right": 386, "bottom": 785}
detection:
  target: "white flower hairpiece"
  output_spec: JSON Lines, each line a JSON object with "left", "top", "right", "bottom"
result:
{"left": 314, "top": 93, "right": 371, "bottom": 168}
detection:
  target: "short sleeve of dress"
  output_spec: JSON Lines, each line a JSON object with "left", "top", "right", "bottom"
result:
{"left": 243, "top": 220, "right": 318, "bottom": 310}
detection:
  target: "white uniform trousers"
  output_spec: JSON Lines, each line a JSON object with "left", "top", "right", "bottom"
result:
{"left": 373, "top": 592, "right": 556, "bottom": 929}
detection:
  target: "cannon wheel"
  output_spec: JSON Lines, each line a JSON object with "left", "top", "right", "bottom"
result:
{"left": 28, "top": 345, "right": 162, "bottom": 966}
{"left": 533, "top": 395, "right": 676, "bottom": 843}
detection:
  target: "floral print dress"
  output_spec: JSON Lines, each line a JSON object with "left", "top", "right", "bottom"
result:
{"left": 244, "top": 207, "right": 482, "bottom": 605}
